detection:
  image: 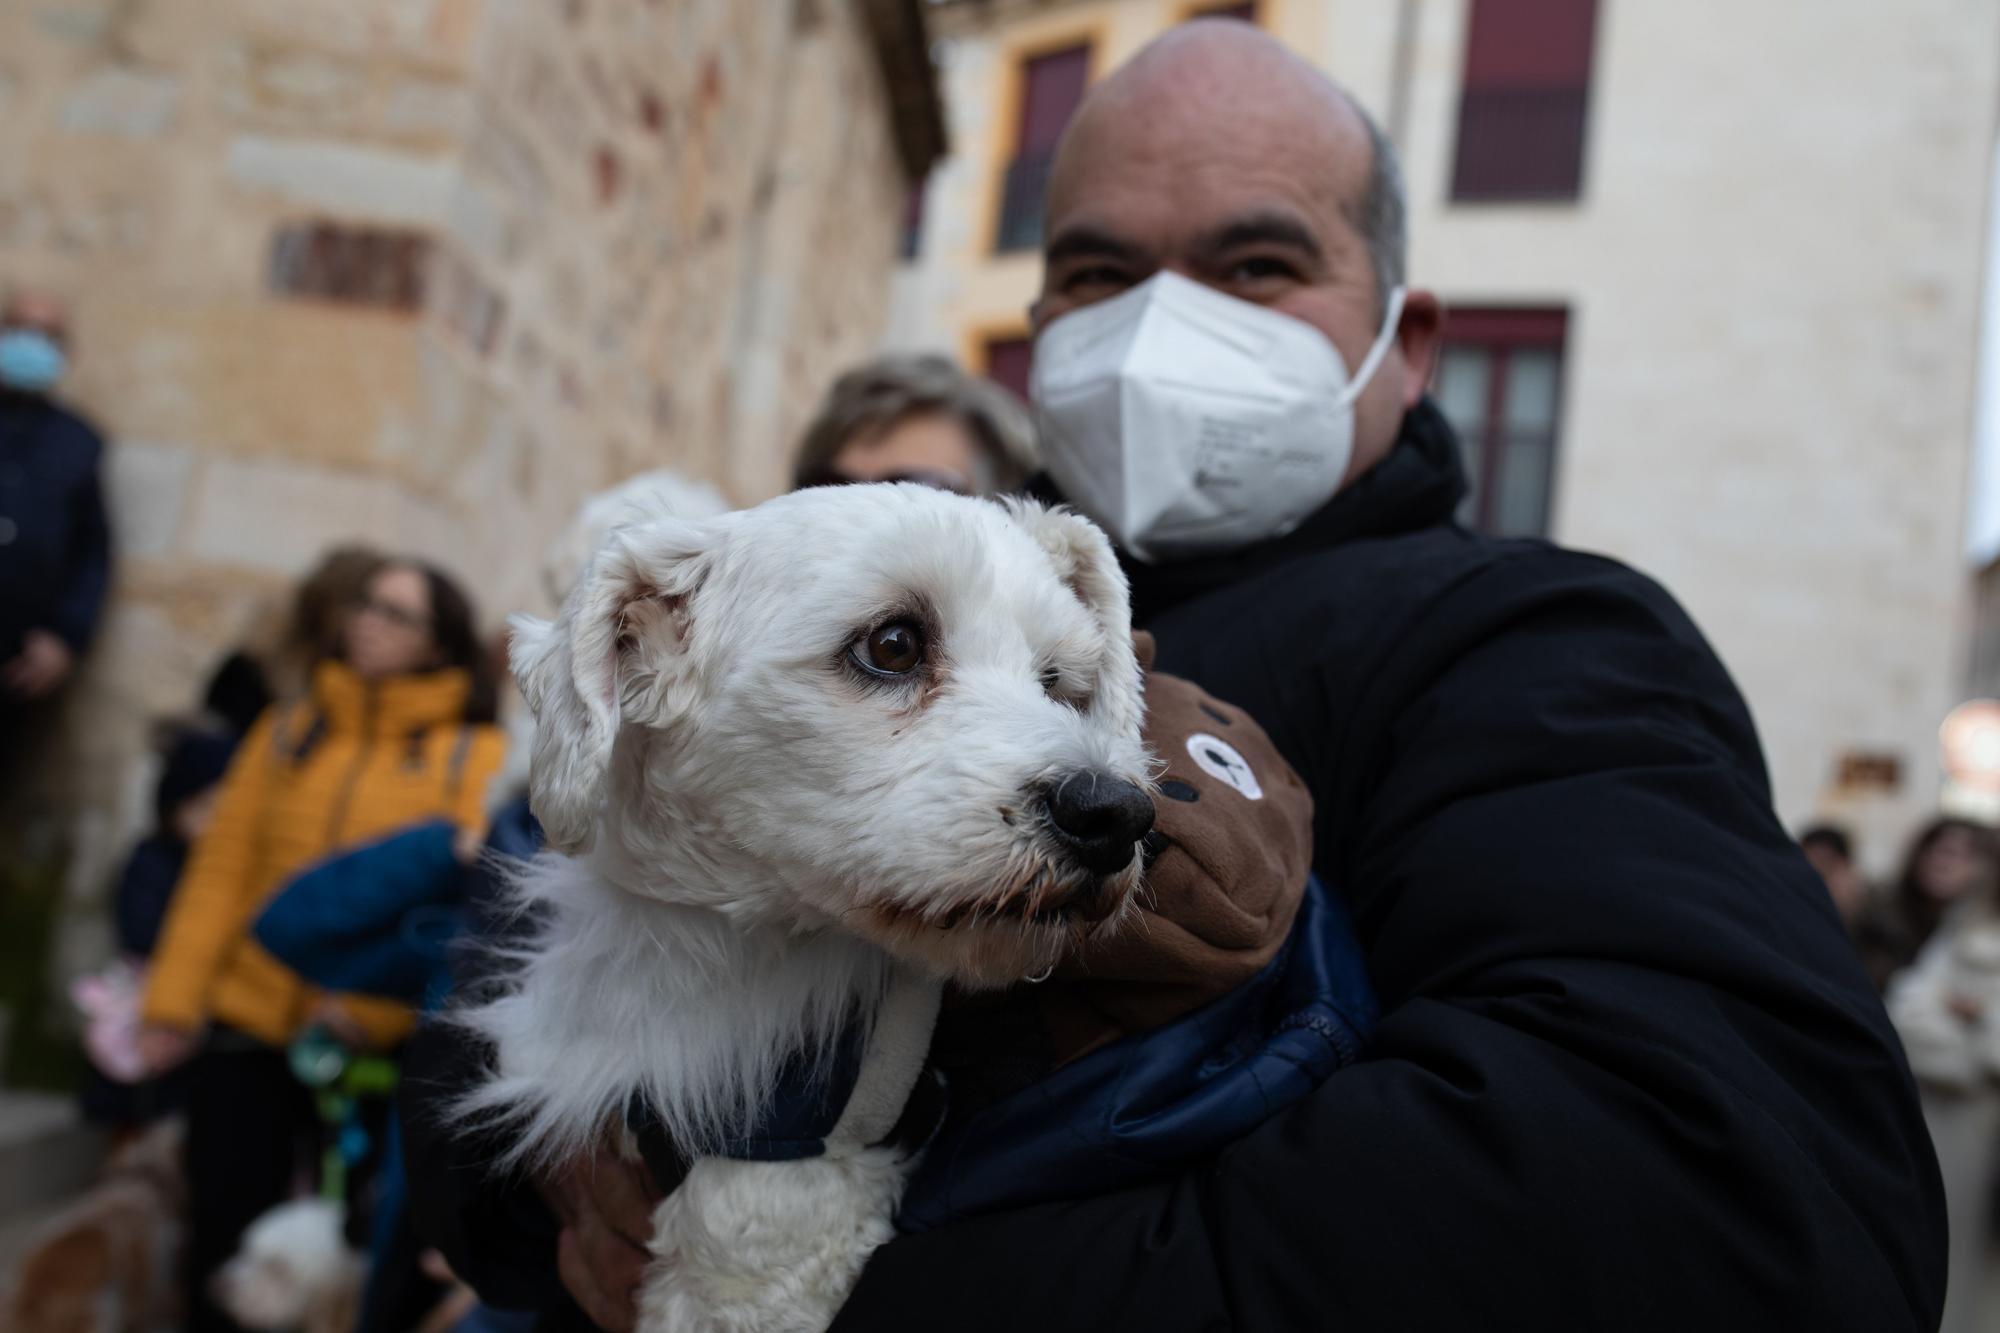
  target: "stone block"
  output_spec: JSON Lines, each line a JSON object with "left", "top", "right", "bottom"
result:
{"left": 384, "top": 77, "right": 470, "bottom": 139}
{"left": 101, "top": 439, "right": 194, "bottom": 560}
{"left": 70, "top": 298, "right": 422, "bottom": 471}
{"left": 226, "top": 134, "right": 455, "bottom": 227}
{"left": 59, "top": 67, "right": 181, "bottom": 139}
{"left": 185, "top": 454, "right": 401, "bottom": 575}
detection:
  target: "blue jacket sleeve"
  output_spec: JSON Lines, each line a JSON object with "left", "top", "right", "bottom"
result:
{"left": 254, "top": 821, "right": 462, "bottom": 1002}
{"left": 50, "top": 432, "right": 109, "bottom": 652}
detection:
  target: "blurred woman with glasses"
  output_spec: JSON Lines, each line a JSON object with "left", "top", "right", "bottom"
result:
{"left": 791, "top": 353, "right": 1039, "bottom": 498}
{"left": 136, "top": 555, "right": 505, "bottom": 1333}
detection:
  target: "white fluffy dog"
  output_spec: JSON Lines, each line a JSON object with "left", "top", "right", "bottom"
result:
{"left": 458, "top": 484, "right": 1155, "bottom": 1332}
{"left": 210, "top": 1199, "right": 363, "bottom": 1333}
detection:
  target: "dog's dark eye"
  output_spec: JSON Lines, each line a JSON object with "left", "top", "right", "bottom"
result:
{"left": 1039, "top": 666, "right": 1061, "bottom": 692}
{"left": 856, "top": 620, "right": 924, "bottom": 676}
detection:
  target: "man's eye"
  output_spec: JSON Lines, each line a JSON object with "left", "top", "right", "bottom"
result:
{"left": 1061, "top": 265, "right": 1133, "bottom": 295}
{"left": 1227, "top": 256, "right": 1298, "bottom": 284}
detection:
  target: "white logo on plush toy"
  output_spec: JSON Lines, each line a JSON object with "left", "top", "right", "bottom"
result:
{"left": 1186, "top": 732, "right": 1262, "bottom": 800}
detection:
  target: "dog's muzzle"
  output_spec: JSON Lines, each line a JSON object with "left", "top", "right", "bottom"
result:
{"left": 1041, "top": 770, "right": 1154, "bottom": 888}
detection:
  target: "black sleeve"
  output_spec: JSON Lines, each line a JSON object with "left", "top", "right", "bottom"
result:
{"left": 399, "top": 1020, "right": 569, "bottom": 1312}
{"left": 399, "top": 833, "right": 570, "bottom": 1314}
{"left": 51, "top": 431, "right": 110, "bottom": 652}
{"left": 834, "top": 552, "right": 1945, "bottom": 1331}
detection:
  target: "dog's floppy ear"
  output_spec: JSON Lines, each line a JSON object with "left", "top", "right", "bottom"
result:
{"left": 510, "top": 518, "right": 715, "bottom": 853}
{"left": 1003, "top": 498, "right": 1144, "bottom": 737}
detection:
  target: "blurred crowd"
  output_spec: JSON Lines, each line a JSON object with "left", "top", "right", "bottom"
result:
{"left": 1, "top": 295, "right": 1039, "bottom": 1333}
{"left": 1803, "top": 814, "right": 2000, "bottom": 1333}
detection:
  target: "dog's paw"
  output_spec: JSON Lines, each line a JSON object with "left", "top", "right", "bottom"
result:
{"left": 637, "top": 1153, "right": 904, "bottom": 1333}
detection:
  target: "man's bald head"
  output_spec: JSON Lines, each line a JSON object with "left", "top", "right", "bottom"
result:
{"left": 1032, "top": 20, "right": 1441, "bottom": 493}
{"left": 1048, "top": 21, "right": 1405, "bottom": 315}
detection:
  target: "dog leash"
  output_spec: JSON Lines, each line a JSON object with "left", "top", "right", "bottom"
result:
{"left": 289, "top": 1027, "right": 400, "bottom": 1203}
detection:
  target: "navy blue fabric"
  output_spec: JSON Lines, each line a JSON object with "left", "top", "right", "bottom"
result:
{"left": 626, "top": 1023, "right": 871, "bottom": 1196}
{"left": 255, "top": 820, "right": 463, "bottom": 1005}
{"left": 0, "top": 393, "right": 110, "bottom": 658}
{"left": 900, "top": 875, "right": 1370, "bottom": 1229}
{"left": 114, "top": 833, "right": 190, "bottom": 958}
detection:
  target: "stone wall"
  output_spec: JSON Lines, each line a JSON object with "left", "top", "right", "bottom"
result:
{"left": 0, "top": 0, "right": 916, "bottom": 977}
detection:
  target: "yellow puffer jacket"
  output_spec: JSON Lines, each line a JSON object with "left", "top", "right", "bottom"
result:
{"left": 143, "top": 660, "right": 506, "bottom": 1048}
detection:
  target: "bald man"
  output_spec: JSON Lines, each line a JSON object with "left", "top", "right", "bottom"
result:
{"left": 0, "top": 289, "right": 109, "bottom": 769}
{"left": 403, "top": 24, "right": 1943, "bottom": 1333}
{"left": 840, "top": 24, "right": 1942, "bottom": 1330}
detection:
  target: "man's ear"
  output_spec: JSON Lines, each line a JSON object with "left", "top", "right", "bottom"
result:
{"left": 1397, "top": 288, "right": 1445, "bottom": 408}
{"left": 1003, "top": 498, "right": 1144, "bottom": 738}
{"left": 509, "top": 518, "right": 714, "bottom": 853}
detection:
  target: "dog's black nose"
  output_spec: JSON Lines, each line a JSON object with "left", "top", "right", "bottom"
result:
{"left": 1043, "top": 771, "right": 1154, "bottom": 877}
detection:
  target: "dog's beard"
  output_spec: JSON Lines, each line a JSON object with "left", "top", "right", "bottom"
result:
{"left": 848, "top": 858, "right": 1145, "bottom": 988}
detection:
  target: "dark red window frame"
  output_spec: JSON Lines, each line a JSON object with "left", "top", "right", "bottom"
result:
{"left": 1435, "top": 307, "right": 1568, "bottom": 537}
{"left": 994, "top": 44, "right": 1091, "bottom": 254}
{"left": 1451, "top": 0, "right": 1599, "bottom": 202}
{"left": 984, "top": 335, "right": 1034, "bottom": 402}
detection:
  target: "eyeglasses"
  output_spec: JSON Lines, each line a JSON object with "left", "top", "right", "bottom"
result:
{"left": 796, "top": 468, "right": 972, "bottom": 496}
{"left": 356, "top": 596, "right": 431, "bottom": 632}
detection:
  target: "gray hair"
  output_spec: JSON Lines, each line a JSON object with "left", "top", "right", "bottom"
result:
{"left": 792, "top": 354, "right": 1039, "bottom": 496}
{"left": 1345, "top": 92, "right": 1407, "bottom": 319}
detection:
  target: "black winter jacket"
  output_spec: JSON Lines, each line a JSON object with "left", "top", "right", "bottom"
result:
{"left": 406, "top": 401, "right": 1944, "bottom": 1331}
{"left": 0, "top": 392, "right": 110, "bottom": 661}
{"left": 829, "top": 400, "right": 1944, "bottom": 1331}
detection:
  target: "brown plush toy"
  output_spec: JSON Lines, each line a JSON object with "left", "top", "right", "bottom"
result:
{"left": 936, "top": 633, "right": 1316, "bottom": 1090}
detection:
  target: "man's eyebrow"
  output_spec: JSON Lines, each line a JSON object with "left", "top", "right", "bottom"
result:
{"left": 1195, "top": 211, "right": 1326, "bottom": 263}
{"left": 1044, "top": 223, "right": 1150, "bottom": 268}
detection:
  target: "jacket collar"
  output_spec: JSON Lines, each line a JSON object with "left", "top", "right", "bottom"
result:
{"left": 1032, "top": 397, "right": 1469, "bottom": 626}
{"left": 310, "top": 659, "right": 471, "bottom": 735}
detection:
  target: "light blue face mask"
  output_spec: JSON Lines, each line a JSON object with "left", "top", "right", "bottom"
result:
{"left": 0, "top": 329, "right": 67, "bottom": 392}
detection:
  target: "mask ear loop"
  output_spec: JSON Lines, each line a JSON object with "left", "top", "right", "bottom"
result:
{"left": 1335, "top": 285, "right": 1409, "bottom": 408}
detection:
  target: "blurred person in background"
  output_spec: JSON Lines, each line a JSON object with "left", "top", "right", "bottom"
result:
{"left": 1881, "top": 822, "right": 2000, "bottom": 1333}
{"left": 74, "top": 723, "right": 236, "bottom": 1132}
{"left": 0, "top": 289, "right": 110, "bottom": 778}
{"left": 791, "top": 352, "right": 1037, "bottom": 496}
{"left": 136, "top": 557, "right": 505, "bottom": 1333}
{"left": 201, "top": 544, "right": 386, "bottom": 739}
{"left": 1799, "top": 822, "right": 1866, "bottom": 925}
{"left": 1856, "top": 817, "right": 1994, "bottom": 992}
{"left": 113, "top": 725, "right": 238, "bottom": 964}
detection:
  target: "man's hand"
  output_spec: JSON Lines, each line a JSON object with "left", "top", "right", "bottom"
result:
{"left": 539, "top": 1142, "right": 661, "bottom": 1332}
{"left": 3, "top": 630, "right": 74, "bottom": 698}
{"left": 137, "top": 1023, "right": 198, "bottom": 1074}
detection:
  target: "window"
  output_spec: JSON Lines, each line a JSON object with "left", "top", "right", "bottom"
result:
{"left": 1432, "top": 308, "right": 1567, "bottom": 537}
{"left": 994, "top": 44, "right": 1091, "bottom": 253}
{"left": 1450, "top": 0, "right": 1598, "bottom": 202}
{"left": 268, "top": 222, "right": 431, "bottom": 309}
{"left": 983, "top": 334, "right": 1034, "bottom": 401}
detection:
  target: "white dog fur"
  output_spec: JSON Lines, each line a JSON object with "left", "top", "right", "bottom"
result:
{"left": 456, "top": 484, "right": 1153, "bottom": 1332}
{"left": 210, "top": 1198, "right": 363, "bottom": 1333}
